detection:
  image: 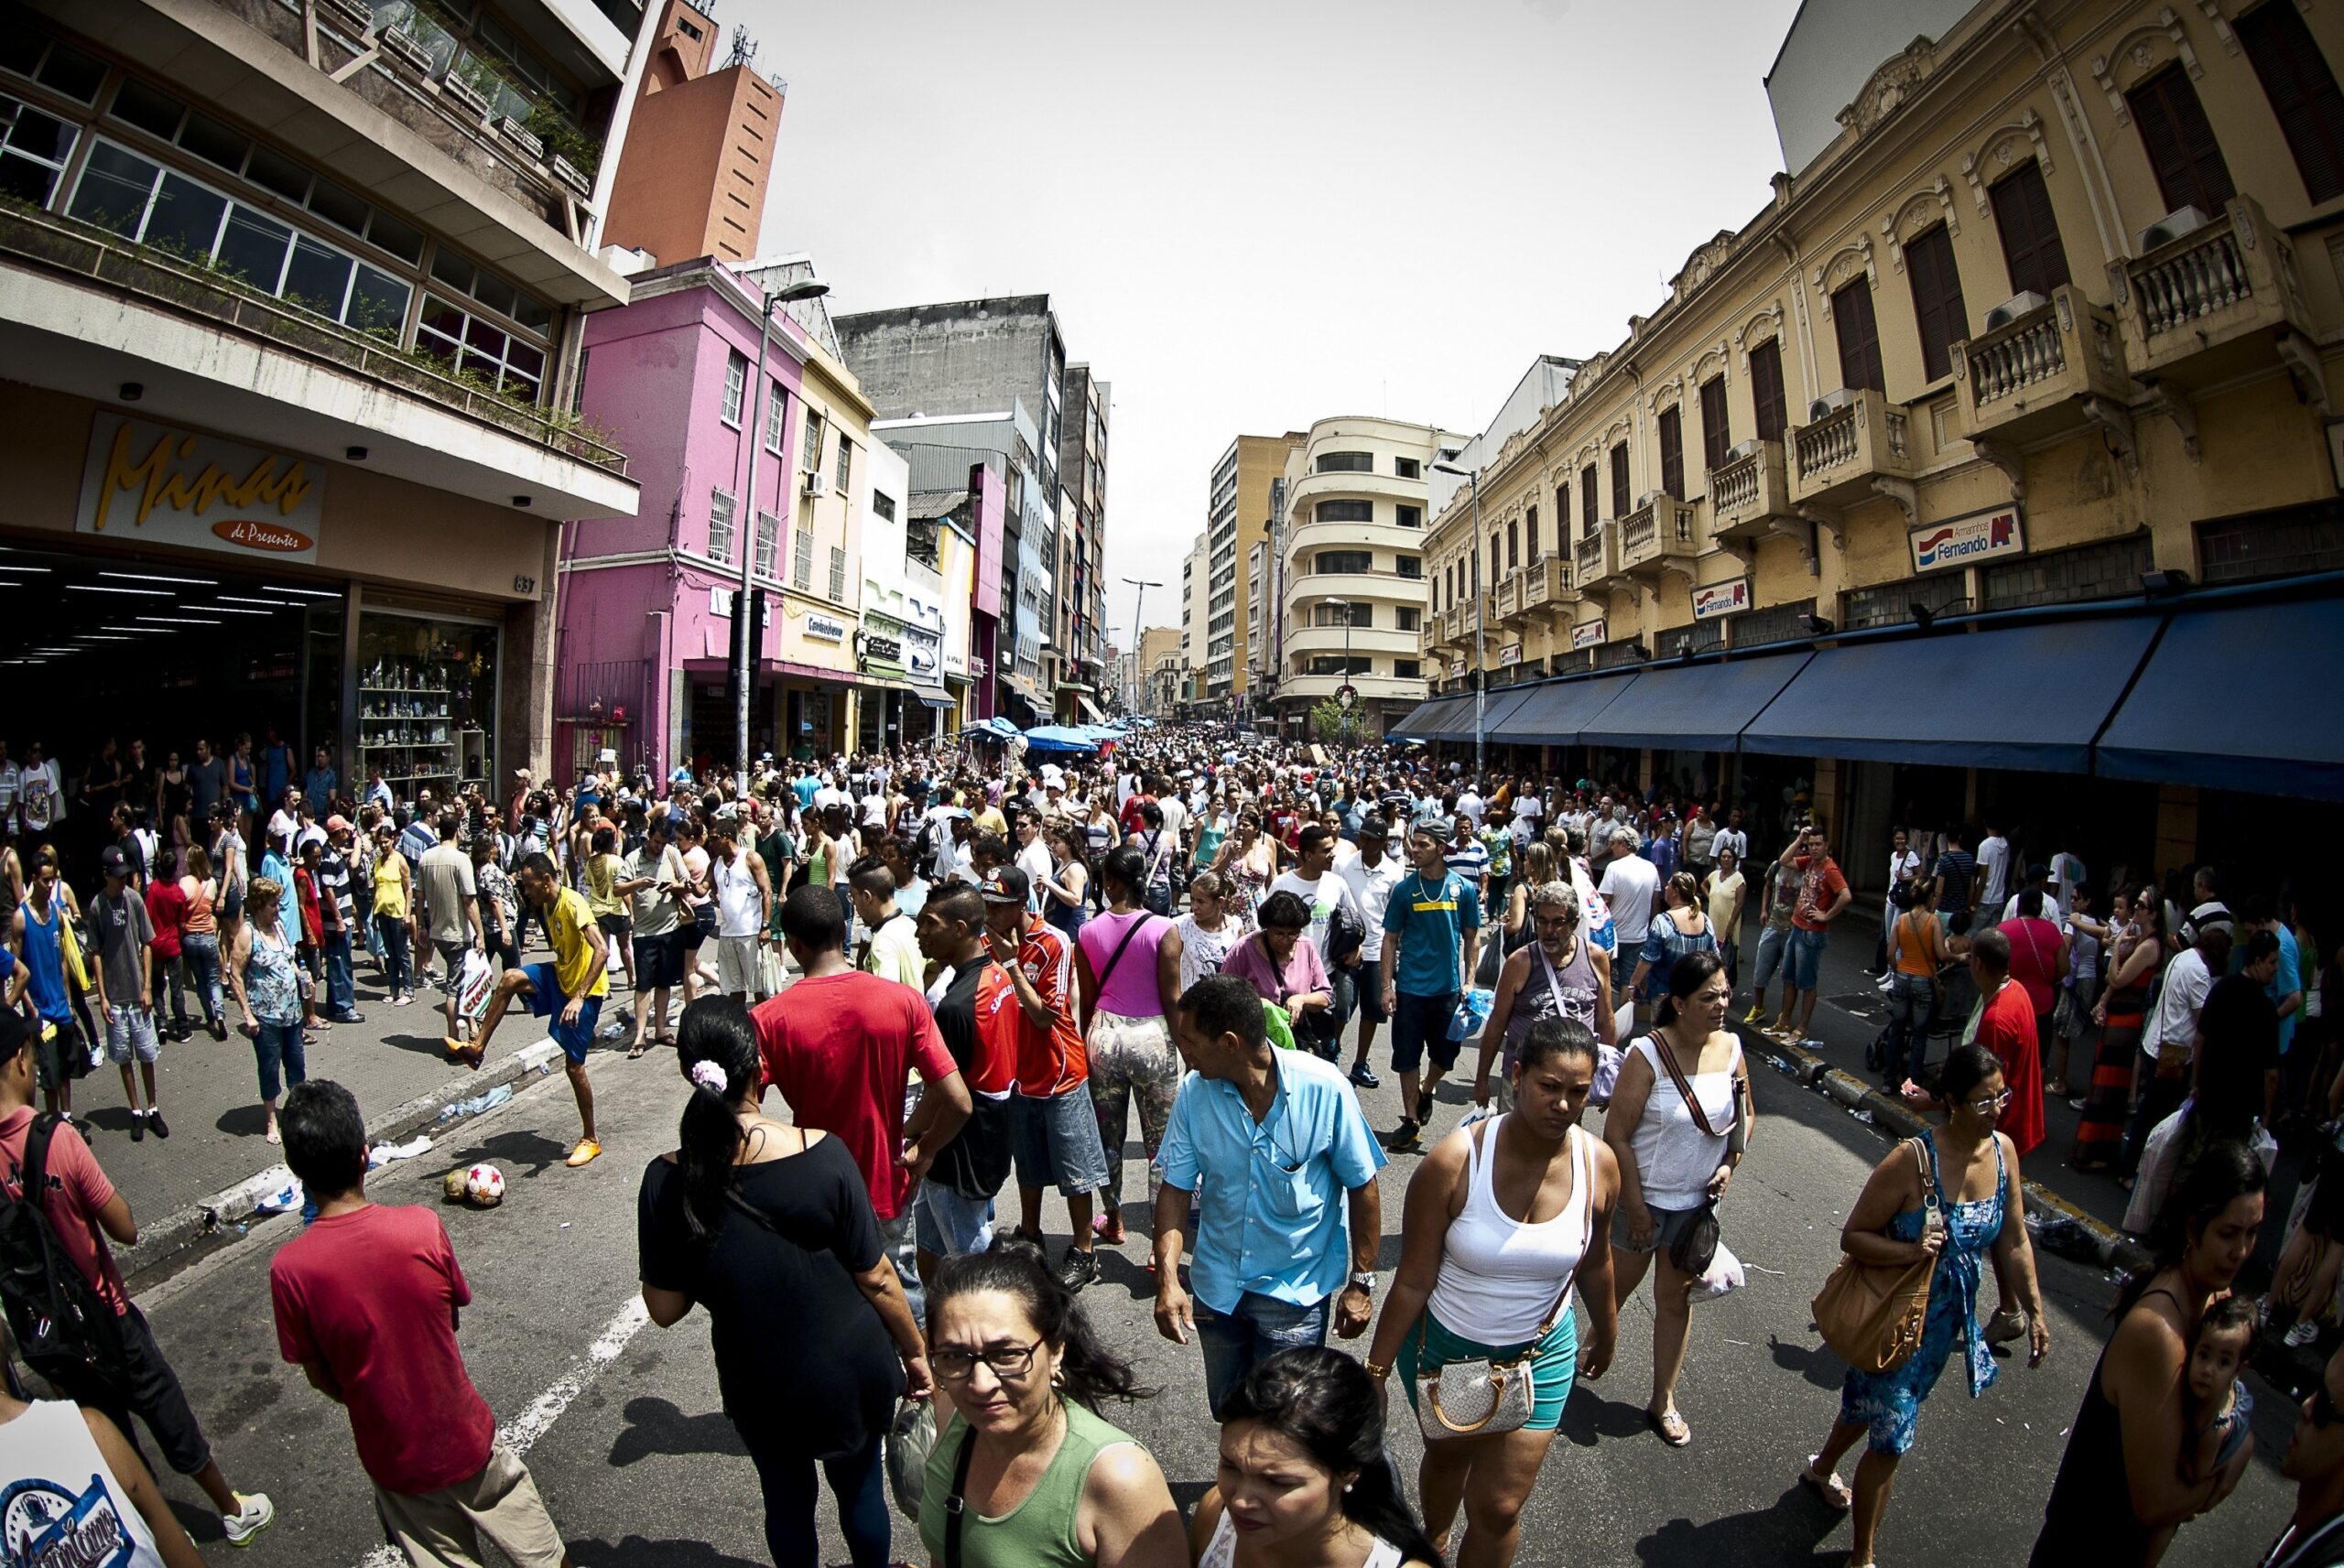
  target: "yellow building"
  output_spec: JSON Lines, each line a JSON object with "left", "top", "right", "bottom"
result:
{"left": 1199, "top": 432, "right": 1304, "bottom": 715}
{"left": 1408, "top": 0, "right": 2344, "bottom": 875}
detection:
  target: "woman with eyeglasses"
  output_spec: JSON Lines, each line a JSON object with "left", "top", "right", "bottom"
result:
{"left": 1799, "top": 1044, "right": 2049, "bottom": 1565}
{"left": 1473, "top": 881, "right": 1612, "bottom": 1115}
{"left": 918, "top": 1239, "right": 1186, "bottom": 1568}
{"left": 636, "top": 997, "right": 930, "bottom": 1568}
{"left": 2031, "top": 1139, "right": 2264, "bottom": 1565}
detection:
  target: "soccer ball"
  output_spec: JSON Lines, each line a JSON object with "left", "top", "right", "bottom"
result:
{"left": 442, "top": 1168, "right": 471, "bottom": 1203}
{"left": 463, "top": 1163, "right": 506, "bottom": 1207}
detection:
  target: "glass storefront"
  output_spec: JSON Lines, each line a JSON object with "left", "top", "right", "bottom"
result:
{"left": 355, "top": 609, "right": 500, "bottom": 796}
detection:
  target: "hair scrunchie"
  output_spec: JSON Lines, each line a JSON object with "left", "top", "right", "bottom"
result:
{"left": 689, "top": 1059, "right": 728, "bottom": 1097}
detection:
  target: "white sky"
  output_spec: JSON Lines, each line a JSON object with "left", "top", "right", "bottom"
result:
{"left": 741, "top": 0, "right": 1806, "bottom": 649}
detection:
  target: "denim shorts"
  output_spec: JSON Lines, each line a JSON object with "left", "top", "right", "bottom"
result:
{"left": 1610, "top": 1200, "right": 1709, "bottom": 1258}
{"left": 1011, "top": 1089, "right": 1111, "bottom": 1196}
{"left": 914, "top": 1181, "right": 995, "bottom": 1258}
{"left": 1389, "top": 990, "right": 1460, "bottom": 1075}
{"left": 1787, "top": 926, "right": 1829, "bottom": 990}
{"left": 104, "top": 1005, "right": 160, "bottom": 1065}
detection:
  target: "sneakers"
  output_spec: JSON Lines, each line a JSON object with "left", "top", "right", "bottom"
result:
{"left": 147, "top": 1109, "right": 169, "bottom": 1140}
{"left": 2284, "top": 1319, "right": 2322, "bottom": 1348}
{"left": 1380, "top": 1119, "right": 1423, "bottom": 1152}
{"left": 1350, "top": 1062, "right": 1382, "bottom": 1089}
{"left": 1984, "top": 1306, "right": 2028, "bottom": 1347}
{"left": 222, "top": 1492, "right": 274, "bottom": 1547}
{"left": 130, "top": 1114, "right": 145, "bottom": 1143}
{"left": 391, "top": 993, "right": 413, "bottom": 1008}
{"left": 1058, "top": 1249, "right": 1101, "bottom": 1292}
{"left": 565, "top": 1139, "right": 602, "bottom": 1167}
{"left": 445, "top": 1038, "right": 484, "bottom": 1070}
{"left": 1742, "top": 1003, "right": 1764, "bottom": 1025}
{"left": 327, "top": 1011, "right": 366, "bottom": 1025}
{"left": 1415, "top": 1087, "right": 1435, "bottom": 1121}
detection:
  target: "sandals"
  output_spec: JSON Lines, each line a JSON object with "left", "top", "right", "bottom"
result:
{"left": 1648, "top": 1407, "right": 1692, "bottom": 1447}
{"left": 1797, "top": 1458, "right": 1853, "bottom": 1511}
{"left": 626, "top": 1043, "right": 648, "bottom": 1060}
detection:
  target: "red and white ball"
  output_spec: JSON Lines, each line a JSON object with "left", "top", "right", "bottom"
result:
{"left": 463, "top": 1162, "right": 506, "bottom": 1207}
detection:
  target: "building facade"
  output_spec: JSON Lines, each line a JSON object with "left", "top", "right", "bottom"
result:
{"left": 1057, "top": 364, "right": 1111, "bottom": 718}
{"left": 0, "top": 0, "right": 641, "bottom": 793}
{"left": 1273, "top": 416, "right": 1455, "bottom": 739}
{"left": 600, "top": 0, "right": 781, "bottom": 267}
{"left": 1408, "top": 0, "right": 2344, "bottom": 885}
{"left": 1199, "top": 432, "right": 1302, "bottom": 713}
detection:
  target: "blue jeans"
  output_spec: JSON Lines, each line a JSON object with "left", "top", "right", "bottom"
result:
{"left": 1884, "top": 972, "right": 1935, "bottom": 1083}
{"left": 1197, "top": 1292, "right": 1332, "bottom": 1420}
{"left": 1751, "top": 925, "right": 1792, "bottom": 997}
{"left": 179, "top": 933, "right": 222, "bottom": 1027}
{"left": 253, "top": 1018, "right": 306, "bottom": 1102}
{"left": 322, "top": 928, "right": 355, "bottom": 1016}
{"left": 375, "top": 913, "right": 411, "bottom": 998}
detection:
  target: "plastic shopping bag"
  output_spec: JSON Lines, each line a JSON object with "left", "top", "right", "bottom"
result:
{"left": 1690, "top": 1241, "right": 1745, "bottom": 1303}
{"left": 456, "top": 949, "right": 495, "bottom": 1024}
{"left": 1448, "top": 988, "right": 1495, "bottom": 1043}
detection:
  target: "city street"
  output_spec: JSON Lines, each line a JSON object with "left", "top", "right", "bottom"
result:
{"left": 114, "top": 971, "right": 2298, "bottom": 1567}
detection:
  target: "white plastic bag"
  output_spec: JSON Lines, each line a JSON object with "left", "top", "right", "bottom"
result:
{"left": 456, "top": 949, "right": 495, "bottom": 1023}
{"left": 1689, "top": 1241, "right": 1745, "bottom": 1303}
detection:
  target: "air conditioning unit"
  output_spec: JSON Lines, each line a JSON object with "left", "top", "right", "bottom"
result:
{"left": 1983, "top": 291, "right": 2050, "bottom": 330}
{"left": 1808, "top": 387, "right": 1858, "bottom": 422}
{"left": 801, "top": 470, "right": 830, "bottom": 498}
{"left": 1723, "top": 438, "right": 1763, "bottom": 464}
{"left": 1635, "top": 489, "right": 1670, "bottom": 511}
{"left": 2136, "top": 206, "right": 2209, "bottom": 254}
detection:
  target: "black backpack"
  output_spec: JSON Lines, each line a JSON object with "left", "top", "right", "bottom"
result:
{"left": 0, "top": 1115, "right": 126, "bottom": 1399}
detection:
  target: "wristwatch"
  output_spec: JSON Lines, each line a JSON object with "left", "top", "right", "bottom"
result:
{"left": 1347, "top": 1271, "right": 1376, "bottom": 1293}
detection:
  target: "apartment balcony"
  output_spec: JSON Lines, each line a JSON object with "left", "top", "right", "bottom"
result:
{"left": 2113, "top": 194, "right": 2323, "bottom": 407}
{"left": 1574, "top": 524, "right": 1622, "bottom": 595}
{"left": 1286, "top": 571, "right": 1411, "bottom": 611}
{"left": 1521, "top": 556, "right": 1572, "bottom": 622}
{"left": 1285, "top": 624, "right": 1420, "bottom": 660}
{"left": 1787, "top": 387, "right": 1916, "bottom": 519}
{"left": 1492, "top": 572, "right": 1525, "bottom": 626}
{"left": 1287, "top": 514, "right": 1427, "bottom": 561}
{"left": 1707, "top": 438, "right": 1795, "bottom": 546}
{"left": 1618, "top": 493, "right": 1699, "bottom": 584}
{"left": 1286, "top": 467, "right": 1430, "bottom": 515}
{"left": 1951, "top": 285, "right": 2132, "bottom": 454}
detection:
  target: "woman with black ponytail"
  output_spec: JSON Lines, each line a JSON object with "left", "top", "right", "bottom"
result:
{"left": 1194, "top": 1346, "right": 1443, "bottom": 1567}
{"left": 635, "top": 996, "right": 930, "bottom": 1568}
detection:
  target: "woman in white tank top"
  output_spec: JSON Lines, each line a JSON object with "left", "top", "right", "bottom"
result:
{"left": 1362, "top": 1021, "right": 1622, "bottom": 1568}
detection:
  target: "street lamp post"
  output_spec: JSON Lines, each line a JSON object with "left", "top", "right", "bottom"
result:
{"left": 1123, "top": 575, "right": 1162, "bottom": 714}
{"left": 731, "top": 268, "right": 829, "bottom": 796}
{"left": 1431, "top": 461, "right": 1485, "bottom": 778}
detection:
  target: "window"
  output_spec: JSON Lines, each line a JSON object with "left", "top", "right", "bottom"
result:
{"left": 754, "top": 511, "right": 778, "bottom": 578}
{"left": 1316, "top": 499, "right": 1373, "bottom": 524}
{"left": 1395, "top": 659, "right": 1422, "bottom": 678}
{"left": 1394, "top": 555, "right": 1422, "bottom": 579}
{"left": 0, "top": 93, "right": 77, "bottom": 206}
{"left": 1506, "top": 519, "right": 1520, "bottom": 569}
{"left": 763, "top": 379, "right": 787, "bottom": 452}
{"left": 1395, "top": 503, "right": 1423, "bottom": 528}
{"left": 709, "top": 489, "right": 736, "bottom": 565}
{"left": 1397, "top": 607, "right": 1420, "bottom": 631}
{"left": 2129, "top": 65, "right": 2236, "bottom": 219}
{"left": 421, "top": 245, "right": 550, "bottom": 330}
{"left": 1832, "top": 278, "right": 1885, "bottom": 394}
{"left": 1555, "top": 484, "right": 1570, "bottom": 544}
{"left": 1990, "top": 161, "right": 2071, "bottom": 299}
{"left": 1751, "top": 338, "right": 1787, "bottom": 442}
{"left": 1489, "top": 531, "right": 1501, "bottom": 586}
{"left": 2241, "top": 2, "right": 2344, "bottom": 203}
{"left": 1579, "top": 464, "right": 1599, "bottom": 535}
{"left": 416, "top": 296, "right": 544, "bottom": 400}
{"left": 1315, "top": 550, "right": 1372, "bottom": 574}
{"left": 1658, "top": 406, "right": 1684, "bottom": 499}
{"left": 792, "top": 526, "right": 814, "bottom": 590}
{"left": 1309, "top": 655, "right": 1372, "bottom": 676}
{"left": 1394, "top": 457, "right": 1422, "bottom": 480}
{"left": 1314, "top": 602, "right": 1372, "bottom": 628}
{"left": 0, "top": 28, "right": 104, "bottom": 103}
{"left": 1315, "top": 451, "right": 1374, "bottom": 473}
{"left": 1525, "top": 504, "right": 1539, "bottom": 559}
{"left": 835, "top": 435, "right": 852, "bottom": 493}
{"left": 801, "top": 407, "right": 826, "bottom": 472}
{"left": 872, "top": 492, "right": 897, "bottom": 524}
{"left": 721, "top": 350, "right": 746, "bottom": 427}
{"left": 1699, "top": 376, "right": 1731, "bottom": 476}
{"left": 1904, "top": 223, "right": 1969, "bottom": 384}
{"left": 829, "top": 546, "right": 847, "bottom": 600}
{"left": 1609, "top": 444, "right": 1630, "bottom": 519}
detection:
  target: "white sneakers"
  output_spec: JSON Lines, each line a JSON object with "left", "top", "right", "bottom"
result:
{"left": 222, "top": 1491, "right": 275, "bottom": 1547}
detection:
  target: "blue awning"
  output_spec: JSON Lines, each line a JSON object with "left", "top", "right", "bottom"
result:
{"left": 1742, "top": 616, "right": 2164, "bottom": 772}
{"left": 1579, "top": 652, "right": 1814, "bottom": 752}
{"left": 2096, "top": 593, "right": 2344, "bottom": 799}
{"left": 1391, "top": 696, "right": 1468, "bottom": 740}
{"left": 1488, "top": 673, "right": 1641, "bottom": 744}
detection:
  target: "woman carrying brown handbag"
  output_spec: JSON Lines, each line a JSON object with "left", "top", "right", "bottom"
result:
{"left": 1798, "top": 1044, "right": 2049, "bottom": 1566}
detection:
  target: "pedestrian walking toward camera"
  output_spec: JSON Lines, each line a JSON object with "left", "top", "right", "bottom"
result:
{"left": 1473, "top": 881, "right": 1612, "bottom": 1115}
{"left": 1769, "top": 824, "right": 1850, "bottom": 1043}
{"left": 272, "top": 1079, "right": 567, "bottom": 1568}
{"left": 224, "top": 878, "right": 306, "bottom": 1146}
{"left": 371, "top": 823, "right": 417, "bottom": 1007}
{"left": 1603, "top": 951, "right": 1749, "bottom": 1447}
{"left": 1800, "top": 1044, "right": 2048, "bottom": 1566}
{"left": 1365, "top": 1018, "right": 1618, "bottom": 1568}
{"left": 1378, "top": 820, "right": 1482, "bottom": 1153}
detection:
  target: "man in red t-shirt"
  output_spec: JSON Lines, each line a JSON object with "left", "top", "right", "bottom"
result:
{"left": 0, "top": 1011, "right": 276, "bottom": 1545}
{"left": 755, "top": 885, "right": 971, "bottom": 1313}
{"left": 1967, "top": 926, "right": 2044, "bottom": 1157}
{"left": 269, "top": 1078, "right": 569, "bottom": 1566}
{"left": 980, "top": 867, "right": 1112, "bottom": 1292}
{"left": 142, "top": 871, "right": 191, "bottom": 1042}
{"left": 1773, "top": 825, "right": 1852, "bottom": 1043}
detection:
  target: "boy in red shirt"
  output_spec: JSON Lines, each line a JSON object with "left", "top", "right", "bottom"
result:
{"left": 142, "top": 869, "right": 191, "bottom": 1042}
{"left": 270, "top": 1079, "right": 570, "bottom": 1567}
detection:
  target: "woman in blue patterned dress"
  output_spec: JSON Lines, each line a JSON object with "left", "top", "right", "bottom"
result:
{"left": 1797, "top": 1044, "right": 2051, "bottom": 1567}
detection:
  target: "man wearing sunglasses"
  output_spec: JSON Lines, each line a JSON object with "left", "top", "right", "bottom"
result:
{"left": 2263, "top": 1345, "right": 2344, "bottom": 1567}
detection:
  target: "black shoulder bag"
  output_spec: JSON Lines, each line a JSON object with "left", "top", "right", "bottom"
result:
{"left": 1648, "top": 1034, "right": 1737, "bottom": 1277}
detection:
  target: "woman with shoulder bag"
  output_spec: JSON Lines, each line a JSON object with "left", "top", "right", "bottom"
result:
{"left": 1601, "top": 951, "right": 1749, "bottom": 1447}
{"left": 1801, "top": 1044, "right": 2048, "bottom": 1565}
{"left": 1473, "top": 880, "right": 1612, "bottom": 1115}
{"left": 1362, "top": 1018, "right": 1618, "bottom": 1568}
{"left": 1075, "top": 847, "right": 1186, "bottom": 1249}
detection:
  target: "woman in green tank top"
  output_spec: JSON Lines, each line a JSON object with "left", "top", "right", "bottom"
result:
{"left": 918, "top": 1244, "right": 1186, "bottom": 1568}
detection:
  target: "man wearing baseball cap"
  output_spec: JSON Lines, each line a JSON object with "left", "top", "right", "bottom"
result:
{"left": 981, "top": 866, "right": 1111, "bottom": 1292}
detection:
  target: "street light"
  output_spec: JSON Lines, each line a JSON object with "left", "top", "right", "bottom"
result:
{"left": 1430, "top": 460, "right": 1485, "bottom": 779}
{"left": 1123, "top": 575, "right": 1162, "bottom": 713}
{"left": 732, "top": 268, "right": 830, "bottom": 795}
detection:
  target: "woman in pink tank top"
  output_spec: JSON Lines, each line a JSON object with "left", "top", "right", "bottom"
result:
{"left": 1075, "top": 845, "right": 1188, "bottom": 1248}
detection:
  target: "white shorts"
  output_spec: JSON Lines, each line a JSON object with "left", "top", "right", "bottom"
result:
{"left": 715, "top": 934, "right": 762, "bottom": 997}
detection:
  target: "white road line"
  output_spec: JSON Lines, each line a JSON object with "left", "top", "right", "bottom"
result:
{"left": 348, "top": 1295, "right": 650, "bottom": 1567}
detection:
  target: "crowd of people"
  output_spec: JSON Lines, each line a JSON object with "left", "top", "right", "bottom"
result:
{"left": 0, "top": 720, "right": 2339, "bottom": 1568}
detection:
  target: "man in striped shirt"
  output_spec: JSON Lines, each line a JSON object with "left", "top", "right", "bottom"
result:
{"left": 1444, "top": 813, "right": 1491, "bottom": 909}
{"left": 316, "top": 816, "right": 364, "bottom": 1024}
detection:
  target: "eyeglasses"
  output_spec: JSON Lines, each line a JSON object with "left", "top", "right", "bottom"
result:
{"left": 932, "top": 1338, "right": 1045, "bottom": 1383}
{"left": 1966, "top": 1089, "right": 2014, "bottom": 1114}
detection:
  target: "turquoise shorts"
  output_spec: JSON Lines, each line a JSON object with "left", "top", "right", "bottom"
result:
{"left": 1397, "top": 1303, "right": 1579, "bottom": 1433}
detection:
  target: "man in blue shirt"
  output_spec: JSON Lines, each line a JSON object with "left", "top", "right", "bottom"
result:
{"left": 1153, "top": 974, "right": 1384, "bottom": 1418}
{"left": 1379, "top": 818, "right": 1482, "bottom": 1153}
{"left": 302, "top": 747, "right": 338, "bottom": 817}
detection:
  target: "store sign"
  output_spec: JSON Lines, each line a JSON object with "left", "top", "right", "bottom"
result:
{"left": 1497, "top": 642, "right": 1523, "bottom": 666}
{"left": 945, "top": 648, "right": 968, "bottom": 675}
{"left": 863, "top": 633, "right": 903, "bottom": 665}
{"left": 77, "top": 414, "right": 326, "bottom": 563}
{"left": 904, "top": 630, "right": 942, "bottom": 677}
{"left": 804, "top": 613, "right": 847, "bottom": 643}
{"left": 1448, "top": 656, "right": 1466, "bottom": 677}
{"left": 1571, "top": 618, "right": 1608, "bottom": 649}
{"left": 1692, "top": 579, "right": 1752, "bottom": 620}
{"left": 1910, "top": 504, "right": 2025, "bottom": 572}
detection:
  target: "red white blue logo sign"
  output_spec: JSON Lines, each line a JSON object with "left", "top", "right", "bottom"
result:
{"left": 1910, "top": 505, "right": 2025, "bottom": 572}
{"left": 1691, "top": 579, "right": 1750, "bottom": 620}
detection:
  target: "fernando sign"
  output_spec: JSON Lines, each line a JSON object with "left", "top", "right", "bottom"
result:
{"left": 1692, "top": 579, "right": 1751, "bottom": 620}
{"left": 78, "top": 414, "right": 325, "bottom": 563}
{"left": 1909, "top": 504, "right": 2024, "bottom": 573}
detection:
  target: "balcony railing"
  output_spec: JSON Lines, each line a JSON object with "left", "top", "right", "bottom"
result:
{"left": 1522, "top": 556, "right": 1570, "bottom": 612}
{"left": 1788, "top": 388, "right": 1915, "bottom": 511}
{"left": 1950, "top": 285, "right": 2131, "bottom": 447}
{"left": 1493, "top": 573, "right": 1523, "bottom": 623}
{"left": 2115, "top": 195, "right": 2317, "bottom": 389}
{"left": 1707, "top": 439, "right": 1794, "bottom": 544}
{"left": 1575, "top": 524, "right": 1620, "bottom": 590}
{"left": 1619, "top": 495, "right": 1698, "bottom": 577}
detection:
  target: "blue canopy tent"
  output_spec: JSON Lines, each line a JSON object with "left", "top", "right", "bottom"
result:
{"left": 1022, "top": 725, "right": 1102, "bottom": 754}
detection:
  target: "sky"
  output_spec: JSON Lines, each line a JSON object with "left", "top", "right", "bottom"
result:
{"left": 738, "top": 0, "right": 1807, "bottom": 649}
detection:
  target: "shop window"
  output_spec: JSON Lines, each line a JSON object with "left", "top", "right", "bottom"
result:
{"left": 357, "top": 611, "right": 500, "bottom": 794}
{"left": 1842, "top": 573, "right": 1969, "bottom": 631}
{"left": 1729, "top": 596, "right": 1818, "bottom": 649}
{"left": 0, "top": 93, "right": 77, "bottom": 206}
{"left": 1655, "top": 620, "right": 1724, "bottom": 658}
{"left": 1981, "top": 536, "right": 2154, "bottom": 609}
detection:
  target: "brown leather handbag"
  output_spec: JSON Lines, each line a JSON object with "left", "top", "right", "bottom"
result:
{"left": 1810, "top": 1139, "right": 1941, "bottom": 1374}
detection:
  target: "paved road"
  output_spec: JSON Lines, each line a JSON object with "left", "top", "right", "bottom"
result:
{"left": 124, "top": 1000, "right": 2298, "bottom": 1566}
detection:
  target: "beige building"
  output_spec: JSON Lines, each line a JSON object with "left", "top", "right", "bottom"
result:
{"left": 1271, "top": 416, "right": 1460, "bottom": 738}
{"left": 1412, "top": 0, "right": 2344, "bottom": 873}
{"left": 1130, "top": 624, "right": 1181, "bottom": 714}
{"left": 1199, "top": 432, "right": 1304, "bottom": 712}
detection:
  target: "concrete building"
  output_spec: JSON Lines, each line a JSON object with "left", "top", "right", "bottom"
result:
{"left": 601, "top": 0, "right": 782, "bottom": 268}
{"left": 1129, "top": 624, "right": 1181, "bottom": 714}
{"left": 1179, "top": 533, "right": 1209, "bottom": 708}
{"left": 1056, "top": 363, "right": 1111, "bottom": 720}
{"left": 1272, "top": 416, "right": 1459, "bottom": 740}
{"left": 0, "top": 0, "right": 641, "bottom": 792}
{"left": 1406, "top": 0, "right": 2344, "bottom": 888}
{"left": 852, "top": 438, "right": 952, "bottom": 750}
{"left": 1200, "top": 432, "right": 1303, "bottom": 714}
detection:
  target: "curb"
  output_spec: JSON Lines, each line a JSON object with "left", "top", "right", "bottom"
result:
{"left": 118, "top": 1037, "right": 562, "bottom": 1285}
{"left": 1744, "top": 1029, "right": 2149, "bottom": 1274}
